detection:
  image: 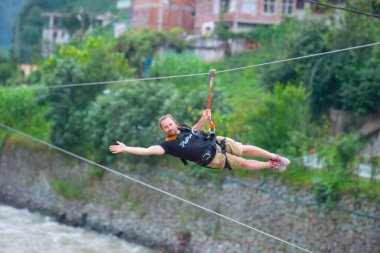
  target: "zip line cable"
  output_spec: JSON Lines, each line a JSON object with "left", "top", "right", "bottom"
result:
{"left": 304, "top": 0, "right": 380, "bottom": 19}
{"left": 10, "top": 41, "right": 380, "bottom": 90}
{"left": 216, "top": 41, "right": 380, "bottom": 73}
{"left": 0, "top": 122, "right": 314, "bottom": 253}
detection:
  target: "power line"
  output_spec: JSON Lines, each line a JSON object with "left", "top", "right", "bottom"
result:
{"left": 304, "top": 0, "right": 380, "bottom": 19}
{"left": 7, "top": 41, "right": 380, "bottom": 91}
{"left": 0, "top": 122, "right": 314, "bottom": 253}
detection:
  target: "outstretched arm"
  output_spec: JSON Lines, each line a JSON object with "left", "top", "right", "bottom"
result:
{"left": 192, "top": 109, "right": 211, "bottom": 131}
{"left": 109, "top": 141, "right": 165, "bottom": 155}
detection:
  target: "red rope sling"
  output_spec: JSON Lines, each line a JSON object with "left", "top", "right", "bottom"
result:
{"left": 207, "top": 69, "right": 216, "bottom": 133}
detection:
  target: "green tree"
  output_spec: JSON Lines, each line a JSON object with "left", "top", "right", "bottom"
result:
{"left": 240, "top": 84, "right": 309, "bottom": 156}
{"left": 61, "top": 12, "right": 91, "bottom": 37}
{"left": 0, "top": 55, "right": 16, "bottom": 85}
{"left": 115, "top": 29, "right": 188, "bottom": 76}
{"left": 38, "top": 37, "right": 134, "bottom": 152}
{"left": 84, "top": 82, "right": 179, "bottom": 163}
{"left": 260, "top": 12, "right": 380, "bottom": 116}
{"left": 0, "top": 87, "right": 49, "bottom": 140}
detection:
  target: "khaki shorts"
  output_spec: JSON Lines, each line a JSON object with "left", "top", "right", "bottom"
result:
{"left": 207, "top": 137, "right": 244, "bottom": 170}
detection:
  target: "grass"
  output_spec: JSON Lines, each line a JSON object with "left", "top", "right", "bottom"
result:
{"left": 54, "top": 179, "right": 84, "bottom": 200}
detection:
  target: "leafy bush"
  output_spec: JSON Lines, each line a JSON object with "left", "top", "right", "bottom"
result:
{"left": 312, "top": 178, "right": 340, "bottom": 211}
{"left": 84, "top": 82, "right": 184, "bottom": 164}
{"left": 0, "top": 87, "right": 49, "bottom": 141}
{"left": 54, "top": 179, "right": 83, "bottom": 200}
{"left": 260, "top": 14, "right": 380, "bottom": 116}
{"left": 38, "top": 37, "right": 134, "bottom": 153}
{"left": 237, "top": 84, "right": 309, "bottom": 157}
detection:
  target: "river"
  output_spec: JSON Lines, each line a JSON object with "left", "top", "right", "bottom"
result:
{"left": 0, "top": 204, "right": 155, "bottom": 253}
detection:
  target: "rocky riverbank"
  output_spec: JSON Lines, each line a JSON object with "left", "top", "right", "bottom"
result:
{"left": 0, "top": 138, "right": 379, "bottom": 253}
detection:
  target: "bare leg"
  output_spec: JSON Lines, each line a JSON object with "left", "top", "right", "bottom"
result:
{"left": 240, "top": 159, "right": 271, "bottom": 171}
{"left": 242, "top": 145, "right": 277, "bottom": 160}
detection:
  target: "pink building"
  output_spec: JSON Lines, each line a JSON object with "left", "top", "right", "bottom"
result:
{"left": 130, "top": 0, "right": 196, "bottom": 33}
{"left": 128, "top": 0, "right": 300, "bottom": 35}
{"left": 195, "top": 0, "right": 297, "bottom": 35}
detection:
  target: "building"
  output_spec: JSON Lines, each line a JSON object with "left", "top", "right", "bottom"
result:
{"left": 41, "top": 12, "right": 70, "bottom": 57}
{"left": 195, "top": 0, "right": 297, "bottom": 36}
{"left": 114, "top": 0, "right": 132, "bottom": 37}
{"left": 18, "top": 64, "right": 37, "bottom": 77}
{"left": 129, "top": 0, "right": 196, "bottom": 33}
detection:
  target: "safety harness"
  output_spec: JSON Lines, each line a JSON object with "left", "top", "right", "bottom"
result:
{"left": 176, "top": 124, "right": 231, "bottom": 170}
{"left": 175, "top": 69, "right": 231, "bottom": 170}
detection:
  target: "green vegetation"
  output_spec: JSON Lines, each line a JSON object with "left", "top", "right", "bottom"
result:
{"left": 123, "top": 189, "right": 146, "bottom": 217}
{"left": 0, "top": 0, "right": 379, "bottom": 206}
{"left": 16, "top": 0, "right": 117, "bottom": 62}
{"left": 54, "top": 179, "right": 84, "bottom": 200}
{"left": 0, "top": 87, "right": 49, "bottom": 145}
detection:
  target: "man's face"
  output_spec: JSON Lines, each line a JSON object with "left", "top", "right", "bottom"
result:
{"left": 160, "top": 117, "right": 178, "bottom": 136}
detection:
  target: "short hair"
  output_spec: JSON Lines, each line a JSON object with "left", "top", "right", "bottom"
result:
{"left": 158, "top": 114, "right": 178, "bottom": 130}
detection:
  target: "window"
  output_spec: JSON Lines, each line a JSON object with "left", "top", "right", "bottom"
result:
{"left": 296, "top": 0, "right": 304, "bottom": 9}
{"left": 241, "top": 0, "right": 257, "bottom": 14}
{"left": 282, "top": 0, "right": 294, "bottom": 15}
{"left": 264, "top": 0, "right": 276, "bottom": 14}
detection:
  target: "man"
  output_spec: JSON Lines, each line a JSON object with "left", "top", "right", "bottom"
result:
{"left": 109, "top": 109, "right": 290, "bottom": 172}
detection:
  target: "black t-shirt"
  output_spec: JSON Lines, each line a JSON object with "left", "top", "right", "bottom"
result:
{"left": 159, "top": 125, "right": 214, "bottom": 164}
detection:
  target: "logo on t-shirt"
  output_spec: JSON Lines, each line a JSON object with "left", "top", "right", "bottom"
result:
{"left": 179, "top": 134, "right": 193, "bottom": 148}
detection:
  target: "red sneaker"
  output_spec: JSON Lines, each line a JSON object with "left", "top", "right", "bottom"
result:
{"left": 270, "top": 155, "right": 290, "bottom": 173}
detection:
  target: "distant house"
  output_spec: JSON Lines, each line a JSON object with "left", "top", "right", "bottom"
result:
{"left": 195, "top": 0, "right": 298, "bottom": 36}
{"left": 114, "top": 0, "right": 132, "bottom": 37}
{"left": 129, "top": 0, "right": 196, "bottom": 33}
{"left": 18, "top": 64, "right": 37, "bottom": 77}
{"left": 41, "top": 12, "right": 71, "bottom": 57}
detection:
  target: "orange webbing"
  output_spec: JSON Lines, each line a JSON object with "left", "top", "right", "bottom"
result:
{"left": 207, "top": 69, "right": 216, "bottom": 131}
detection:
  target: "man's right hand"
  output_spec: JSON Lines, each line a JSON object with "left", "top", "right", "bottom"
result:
{"left": 203, "top": 109, "right": 211, "bottom": 120}
{"left": 109, "top": 141, "right": 127, "bottom": 154}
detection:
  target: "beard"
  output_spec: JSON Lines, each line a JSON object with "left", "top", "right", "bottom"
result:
{"left": 166, "top": 129, "right": 178, "bottom": 137}
{"left": 166, "top": 129, "right": 177, "bottom": 136}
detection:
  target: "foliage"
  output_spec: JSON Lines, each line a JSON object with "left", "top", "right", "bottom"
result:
{"left": 0, "top": 55, "right": 17, "bottom": 85}
{"left": 309, "top": 132, "right": 366, "bottom": 206}
{"left": 312, "top": 178, "right": 340, "bottom": 211}
{"left": 318, "top": 133, "right": 363, "bottom": 175}
{"left": 37, "top": 37, "right": 134, "bottom": 153}
{"left": 61, "top": 12, "right": 91, "bottom": 37}
{"left": 0, "top": 86, "right": 49, "bottom": 140}
{"left": 150, "top": 52, "right": 220, "bottom": 123}
{"left": 259, "top": 14, "right": 380, "bottom": 116}
{"left": 54, "top": 179, "right": 83, "bottom": 200}
{"left": 84, "top": 82, "right": 176, "bottom": 164}
{"left": 114, "top": 29, "right": 189, "bottom": 76}
{"left": 235, "top": 84, "right": 309, "bottom": 157}
{"left": 17, "top": 0, "right": 117, "bottom": 62}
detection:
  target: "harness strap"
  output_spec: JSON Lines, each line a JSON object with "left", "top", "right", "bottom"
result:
{"left": 218, "top": 138, "right": 232, "bottom": 170}
{"left": 180, "top": 158, "right": 188, "bottom": 166}
{"left": 207, "top": 69, "right": 216, "bottom": 133}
